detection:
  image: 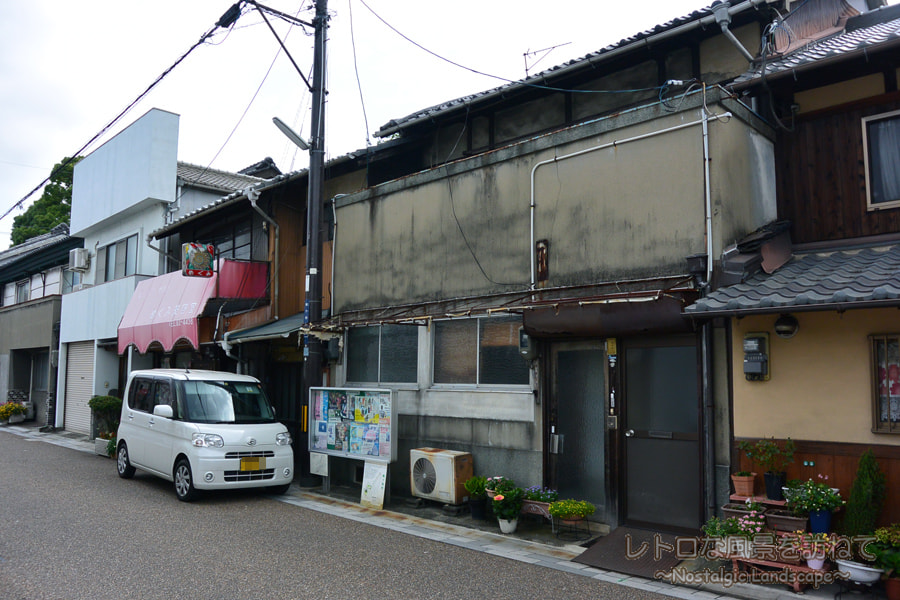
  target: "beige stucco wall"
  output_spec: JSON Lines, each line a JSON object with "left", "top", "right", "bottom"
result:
{"left": 794, "top": 74, "right": 885, "bottom": 115}
{"left": 733, "top": 309, "right": 900, "bottom": 446}
{"left": 335, "top": 98, "right": 774, "bottom": 313}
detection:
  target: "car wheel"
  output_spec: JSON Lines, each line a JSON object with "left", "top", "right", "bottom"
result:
{"left": 267, "top": 484, "right": 291, "bottom": 495}
{"left": 116, "top": 442, "right": 135, "bottom": 479}
{"left": 173, "top": 458, "right": 197, "bottom": 502}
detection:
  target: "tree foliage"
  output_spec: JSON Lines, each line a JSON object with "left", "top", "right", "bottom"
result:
{"left": 11, "top": 157, "right": 82, "bottom": 246}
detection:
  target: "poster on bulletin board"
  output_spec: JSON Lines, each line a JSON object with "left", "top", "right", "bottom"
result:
{"left": 308, "top": 387, "right": 395, "bottom": 463}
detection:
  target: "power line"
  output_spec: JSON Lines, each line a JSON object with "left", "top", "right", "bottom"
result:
{"left": 1, "top": 6, "right": 243, "bottom": 225}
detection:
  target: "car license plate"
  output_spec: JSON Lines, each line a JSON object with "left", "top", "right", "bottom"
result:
{"left": 240, "top": 456, "right": 265, "bottom": 471}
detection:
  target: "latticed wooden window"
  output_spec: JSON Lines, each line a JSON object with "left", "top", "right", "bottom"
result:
{"left": 871, "top": 334, "right": 900, "bottom": 433}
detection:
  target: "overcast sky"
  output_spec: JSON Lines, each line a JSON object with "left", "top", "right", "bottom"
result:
{"left": 0, "top": 0, "right": 749, "bottom": 249}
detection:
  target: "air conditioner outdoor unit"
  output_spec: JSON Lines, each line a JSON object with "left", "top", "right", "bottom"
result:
{"left": 68, "top": 248, "right": 90, "bottom": 271}
{"left": 409, "top": 448, "right": 473, "bottom": 505}
{"left": 72, "top": 283, "right": 93, "bottom": 292}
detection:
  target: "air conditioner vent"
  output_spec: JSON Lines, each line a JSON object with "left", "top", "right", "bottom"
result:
{"left": 409, "top": 448, "right": 473, "bottom": 505}
{"left": 68, "top": 248, "right": 90, "bottom": 271}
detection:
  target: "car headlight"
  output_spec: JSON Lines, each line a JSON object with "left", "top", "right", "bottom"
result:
{"left": 276, "top": 432, "right": 292, "bottom": 446}
{"left": 192, "top": 433, "right": 224, "bottom": 448}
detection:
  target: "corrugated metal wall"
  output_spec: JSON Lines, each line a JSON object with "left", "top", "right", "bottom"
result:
{"left": 64, "top": 341, "right": 94, "bottom": 435}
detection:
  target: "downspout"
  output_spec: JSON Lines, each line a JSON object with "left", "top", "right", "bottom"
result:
{"left": 529, "top": 111, "right": 732, "bottom": 289}
{"left": 702, "top": 321, "right": 716, "bottom": 521}
{"left": 330, "top": 196, "right": 339, "bottom": 318}
{"left": 145, "top": 236, "right": 180, "bottom": 269}
{"left": 702, "top": 86, "right": 714, "bottom": 287}
{"left": 713, "top": 1, "right": 756, "bottom": 62}
{"left": 246, "top": 187, "right": 279, "bottom": 321}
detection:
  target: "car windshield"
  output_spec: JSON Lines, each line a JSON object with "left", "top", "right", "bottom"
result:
{"left": 179, "top": 380, "right": 277, "bottom": 424}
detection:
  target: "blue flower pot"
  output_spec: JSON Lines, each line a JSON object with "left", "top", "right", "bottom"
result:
{"left": 809, "top": 509, "right": 832, "bottom": 533}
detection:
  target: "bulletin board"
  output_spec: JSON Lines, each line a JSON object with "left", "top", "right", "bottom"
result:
{"left": 308, "top": 387, "right": 395, "bottom": 463}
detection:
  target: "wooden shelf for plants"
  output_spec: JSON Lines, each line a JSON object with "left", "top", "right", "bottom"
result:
{"left": 729, "top": 494, "right": 786, "bottom": 507}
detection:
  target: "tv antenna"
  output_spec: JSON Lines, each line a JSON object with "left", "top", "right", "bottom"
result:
{"left": 524, "top": 42, "right": 571, "bottom": 77}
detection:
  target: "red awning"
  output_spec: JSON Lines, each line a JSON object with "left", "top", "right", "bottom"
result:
{"left": 117, "top": 260, "right": 268, "bottom": 354}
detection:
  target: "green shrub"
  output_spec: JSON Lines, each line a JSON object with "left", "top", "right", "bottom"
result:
{"left": 842, "top": 449, "right": 886, "bottom": 537}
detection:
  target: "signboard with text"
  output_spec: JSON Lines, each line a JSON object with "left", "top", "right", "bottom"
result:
{"left": 308, "top": 387, "right": 395, "bottom": 463}
{"left": 182, "top": 243, "right": 215, "bottom": 277}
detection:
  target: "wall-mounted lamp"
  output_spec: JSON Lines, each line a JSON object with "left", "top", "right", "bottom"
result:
{"left": 272, "top": 117, "right": 309, "bottom": 150}
{"left": 774, "top": 313, "right": 799, "bottom": 338}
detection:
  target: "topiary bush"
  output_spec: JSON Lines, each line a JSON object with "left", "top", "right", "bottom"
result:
{"left": 842, "top": 449, "right": 886, "bottom": 537}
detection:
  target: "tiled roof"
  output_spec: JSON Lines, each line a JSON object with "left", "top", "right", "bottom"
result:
{"left": 686, "top": 243, "right": 900, "bottom": 315}
{"left": 0, "top": 224, "right": 73, "bottom": 270}
{"left": 176, "top": 162, "right": 263, "bottom": 193}
{"left": 375, "top": 3, "right": 721, "bottom": 137}
{"left": 732, "top": 7, "right": 900, "bottom": 87}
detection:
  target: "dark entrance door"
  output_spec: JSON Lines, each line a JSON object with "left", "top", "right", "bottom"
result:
{"left": 550, "top": 342, "right": 608, "bottom": 521}
{"left": 622, "top": 336, "right": 701, "bottom": 531}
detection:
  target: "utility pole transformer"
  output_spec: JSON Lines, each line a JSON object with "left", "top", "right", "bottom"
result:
{"left": 300, "top": 0, "right": 327, "bottom": 484}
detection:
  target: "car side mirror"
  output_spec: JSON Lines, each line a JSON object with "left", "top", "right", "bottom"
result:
{"left": 153, "top": 404, "right": 174, "bottom": 418}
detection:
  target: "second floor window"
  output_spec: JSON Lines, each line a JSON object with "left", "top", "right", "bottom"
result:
{"left": 98, "top": 234, "right": 138, "bottom": 282}
{"left": 863, "top": 110, "right": 900, "bottom": 210}
{"left": 15, "top": 280, "right": 30, "bottom": 303}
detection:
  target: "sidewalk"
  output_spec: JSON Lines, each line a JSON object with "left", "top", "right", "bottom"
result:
{"left": 0, "top": 423, "right": 853, "bottom": 600}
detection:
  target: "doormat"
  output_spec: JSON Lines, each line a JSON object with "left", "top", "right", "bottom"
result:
{"left": 573, "top": 526, "right": 683, "bottom": 579}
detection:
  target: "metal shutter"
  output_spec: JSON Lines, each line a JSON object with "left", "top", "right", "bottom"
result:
{"left": 64, "top": 341, "right": 94, "bottom": 435}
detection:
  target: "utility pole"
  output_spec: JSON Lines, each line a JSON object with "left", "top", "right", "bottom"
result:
{"left": 299, "top": 0, "right": 327, "bottom": 485}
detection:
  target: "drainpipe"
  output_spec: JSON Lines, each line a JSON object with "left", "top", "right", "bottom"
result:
{"left": 702, "top": 322, "right": 716, "bottom": 521}
{"left": 701, "top": 87, "right": 714, "bottom": 287}
{"left": 246, "top": 187, "right": 279, "bottom": 320}
{"left": 713, "top": 1, "right": 756, "bottom": 62}
{"left": 529, "top": 111, "right": 732, "bottom": 289}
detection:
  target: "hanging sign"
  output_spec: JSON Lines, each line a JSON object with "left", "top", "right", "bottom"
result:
{"left": 182, "top": 243, "right": 215, "bottom": 277}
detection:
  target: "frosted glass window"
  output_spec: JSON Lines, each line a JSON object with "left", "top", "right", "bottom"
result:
{"left": 434, "top": 317, "right": 528, "bottom": 385}
{"left": 347, "top": 327, "right": 379, "bottom": 382}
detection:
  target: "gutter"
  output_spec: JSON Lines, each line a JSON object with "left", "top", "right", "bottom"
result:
{"left": 246, "top": 187, "right": 279, "bottom": 320}
{"left": 685, "top": 297, "right": 900, "bottom": 319}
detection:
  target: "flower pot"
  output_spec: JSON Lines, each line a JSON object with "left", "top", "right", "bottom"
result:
{"left": 764, "top": 472, "right": 786, "bottom": 500}
{"left": 95, "top": 438, "right": 112, "bottom": 457}
{"left": 468, "top": 497, "right": 487, "bottom": 520}
{"left": 809, "top": 509, "right": 832, "bottom": 533}
{"left": 731, "top": 473, "right": 756, "bottom": 497}
{"left": 498, "top": 518, "right": 518, "bottom": 534}
{"left": 766, "top": 509, "right": 808, "bottom": 532}
{"left": 885, "top": 577, "right": 900, "bottom": 600}
{"left": 806, "top": 556, "right": 826, "bottom": 570}
{"left": 834, "top": 559, "right": 883, "bottom": 585}
{"left": 720, "top": 536, "right": 754, "bottom": 558}
{"left": 9, "top": 413, "right": 25, "bottom": 424}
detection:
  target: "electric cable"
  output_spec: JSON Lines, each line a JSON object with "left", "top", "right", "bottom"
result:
{"left": 1, "top": 9, "right": 241, "bottom": 224}
{"left": 447, "top": 179, "right": 520, "bottom": 287}
{"left": 356, "top": 0, "right": 665, "bottom": 97}
{"left": 348, "top": 0, "right": 372, "bottom": 148}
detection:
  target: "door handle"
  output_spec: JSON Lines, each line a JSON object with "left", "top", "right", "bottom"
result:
{"left": 625, "top": 429, "right": 635, "bottom": 437}
{"left": 148, "top": 418, "right": 155, "bottom": 426}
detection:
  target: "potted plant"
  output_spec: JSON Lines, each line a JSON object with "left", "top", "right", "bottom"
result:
{"left": 521, "top": 486, "right": 558, "bottom": 520}
{"left": 548, "top": 498, "right": 595, "bottom": 524}
{"left": 722, "top": 498, "right": 767, "bottom": 521}
{"left": 868, "top": 524, "right": 900, "bottom": 600}
{"left": 786, "top": 531, "right": 836, "bottom": 570}
{"left": 731, "top": 470, "right": 757, "bottom": 497}
{"left": 785, "top": 477, "right": 844, "bottom": 533}
{"left": 738, "top": 437, "right": 796, "bottom": 500}
{"left": 89, "top": 395, "right": 122, "bottom": 457}
{"left": 0, "top": 401, "right": 27, "bottom": 424}
{"left": 484, "top": 475, "right": 515, "bottom": 499}
{"left": 492, "top": 486, "right": 525, "bottom": 533}
{"left": 463, "top": 476, "right": 488, "bottom": 520}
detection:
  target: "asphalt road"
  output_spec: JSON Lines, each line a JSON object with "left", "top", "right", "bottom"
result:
{"left": 0, "top": 431, "right": 671, "bottom": 600}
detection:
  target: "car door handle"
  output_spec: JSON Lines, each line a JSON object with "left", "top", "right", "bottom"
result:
{"left": 148, "top": 418, "right": 155, "bottom": 426}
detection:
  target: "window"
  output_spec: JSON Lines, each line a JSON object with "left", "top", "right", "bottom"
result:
{"left": 198, "top": 219, "right": 254, "bottom": 261}
{"left": 15, "top": 280, "right": 29, "bottom": 303}
{"left": 98, "top": 234, "right": 138, "bottom": 282}
{"left": 434, "top": 316, "right": 529, "bottom": 385}
{"left": 32, "top": 353, "right": 49, "bottom": 391}
{"left": 346, "top": 324, "right": 418, "bottom": 383}
{"left": 863, "top": 110, "right": 900, "bottom": 210}
{"left": 871, "top": 334, "right": 900, "bottom": 433}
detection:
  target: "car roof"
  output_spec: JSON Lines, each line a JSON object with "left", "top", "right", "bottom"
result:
{"left": 128, "top": 369, "right": 260, "bottom": 383}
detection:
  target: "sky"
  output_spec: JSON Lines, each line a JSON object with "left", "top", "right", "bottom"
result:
{"left": 1, "top": 0, "right": 728, "bottom": 249}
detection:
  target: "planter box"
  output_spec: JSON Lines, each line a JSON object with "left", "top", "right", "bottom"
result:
{"left": 521, "top": 499, "right": 551, "bottom": 520}
{"left": 766, "top": 509, "right": 808, "bottom": 532}
{"left": 95, "top": 438, "right": 112, "bottom": 457}
{"left": 722, "top": 503, "right": 767, "bottom": 521}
